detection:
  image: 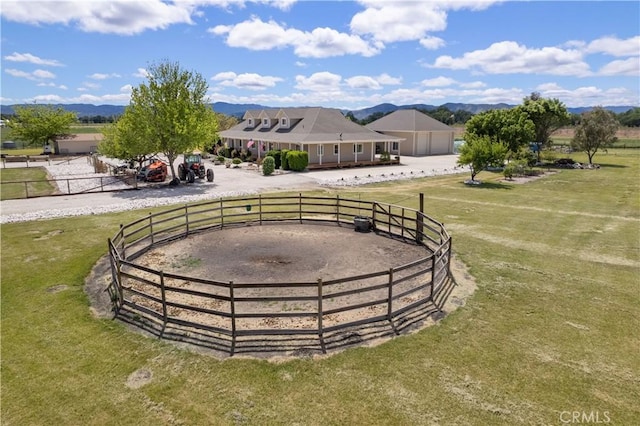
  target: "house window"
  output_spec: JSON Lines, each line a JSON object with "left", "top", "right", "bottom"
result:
{"left": 248, "top": 118, "right": 254, "bottom": 127}
{"left": 392, "top": 142, "right": 399, "bottom": 151}
{"left": 262, "top": 118, "right": 269, "bottom": 127}
{"left": 333, "top": 144, "right": 339, "bottom": 155}
{"left": 317, "top": 145, "right": 324, "bottom": 156}
{"left": 280, "top": 117, "right": 288, "bottom": 127}
{"left": 353, "top": 144, "right": 363, "bottom": 154}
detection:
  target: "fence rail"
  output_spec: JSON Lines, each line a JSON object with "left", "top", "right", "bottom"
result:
{"left": 107, "top": 194, "right": 452, "bottom": 356}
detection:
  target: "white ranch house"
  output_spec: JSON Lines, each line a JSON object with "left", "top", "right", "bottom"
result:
{"left": 366, "top": 109, "right": 455, "bottom": 156}
{"left": 218, "top": 107, "right": 405, "bottom": 167}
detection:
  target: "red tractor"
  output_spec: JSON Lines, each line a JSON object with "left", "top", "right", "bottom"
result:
{"left": 178, "top": 152, "right": 214, "bottom": 183}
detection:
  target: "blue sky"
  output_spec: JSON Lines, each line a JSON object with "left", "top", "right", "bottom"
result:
{"left": 1, "top": 0, "right": 639, "bottom": 110}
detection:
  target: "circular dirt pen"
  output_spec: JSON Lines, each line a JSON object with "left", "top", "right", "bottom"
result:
{"left": 86, "top": 195, "right": 476, "bottom": 360}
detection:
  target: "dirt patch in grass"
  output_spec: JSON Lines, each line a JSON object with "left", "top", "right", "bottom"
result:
{"left": 86, "top": 223, "right": 477, "bottom": 359}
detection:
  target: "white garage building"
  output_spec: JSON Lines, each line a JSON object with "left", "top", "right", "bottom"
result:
{"left": 366, "top": 109, "right": 454, "bottom": 156}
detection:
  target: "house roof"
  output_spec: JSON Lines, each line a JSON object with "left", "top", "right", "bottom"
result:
{"left": 366, "top": 109, "right": 453, "bottom": 132}
{"left": 222, "top": 107, "right": 404, "bottom": 144}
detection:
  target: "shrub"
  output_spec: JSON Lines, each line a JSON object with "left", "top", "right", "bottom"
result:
{"left": 262, "top": 156, "right": 275, "bottom": 176}
{"left": 232, "top": 158, "right": 242, "bottom": 167}
{"left": 281, "top": 149, "right": 290, "bottom": 170}
{"left": 266, "top": 150, "right": 282, "bottom": 169}
{"left": 380, "top": 151, "right": 391, "bottom": 162}
{"left": 286, "top": 150, "right": 309, "bottom": 172}
{"left": 216, "top": 155, "right": 225, "bottom": 163}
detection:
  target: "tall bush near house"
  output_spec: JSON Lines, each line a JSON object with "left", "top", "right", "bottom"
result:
{"left": 287, "top": 150, "right": 309, "bottom": 171}
{"left": 281, "top": 149, "right": 290, "bottom": 170}
{"left": 266, "top": 150, "right": 282, "bottom": 169}
{"left": 262, "top": 156, "right": 275, "bottom": 175}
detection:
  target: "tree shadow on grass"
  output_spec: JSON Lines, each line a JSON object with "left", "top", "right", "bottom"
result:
{"left": 461, "top": 180, "right": 513, "bottom": 190}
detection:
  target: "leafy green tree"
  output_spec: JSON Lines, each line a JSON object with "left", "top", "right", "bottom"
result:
{"left": 7, "top": 104, "right": 76, "bottom": 154}
{"left": 99, "top": 108, "right": 152, "bottom": 166}
{"left": 521, "top": 92, "right": 571, "bottom": 161}
{"left": 617, "top": 107, "right": 640, "bottom": 127}
{"left": 571, "top": 106, "right": 618, "bottom": 165}
{"left": 464, "top": 107, "right": 534, "bottom": 158}
{"left": 115, "top": 60, "right": 218, "bottom": 180}
{"left": 457, "top": 134, "right": 508, "bottom": 182}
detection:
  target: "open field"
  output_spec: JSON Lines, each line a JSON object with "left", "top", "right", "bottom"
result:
{"left": 1, "top": 150, "right": 639, "bottom": 425}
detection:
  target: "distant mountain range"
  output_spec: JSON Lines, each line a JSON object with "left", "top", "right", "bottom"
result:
{"left": 0, "top": 102, "right": 635, "bottom": 119}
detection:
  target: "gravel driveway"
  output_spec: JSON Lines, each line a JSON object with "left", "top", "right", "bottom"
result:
{"left": 1, "top": 154, "right": 464, "bottom": 223}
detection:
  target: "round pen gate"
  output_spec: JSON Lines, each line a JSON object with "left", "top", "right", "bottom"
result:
{"left": 105, "top": 194, "right": 453, "bottom": 358}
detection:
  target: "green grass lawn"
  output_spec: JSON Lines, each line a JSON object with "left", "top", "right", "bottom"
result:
{"left": 1, "top": 150, "right": 639, "bottom": 425}
{"left": 0, "top": 167, "right": 56, "bottom": 200}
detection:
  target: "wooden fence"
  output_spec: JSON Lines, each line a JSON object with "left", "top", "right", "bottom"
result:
{"left": 107, "top": 194, "right": 452, "bottom": 356}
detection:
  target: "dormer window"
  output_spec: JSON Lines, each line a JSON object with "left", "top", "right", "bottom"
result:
{"left": 280, "top": 117, "right": 288, "bottom": 128}
{"left": 248, "top": 118, "right": 254, "bottom": 127}
{"left": 262, "top": 118, "right": 269, "bottom": 127}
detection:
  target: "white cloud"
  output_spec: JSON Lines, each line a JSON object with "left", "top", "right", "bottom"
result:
{"left": 431, "top": 41, "right": 592, "bottom": 76}
{"left": 82, "top": 82, "right": 101, "bottom": 90}
{"left": 420, "top": 36, "right": 445, "bottom": 50}
{"left": 350, "top": 1, "right": 501, "bottom": 44}
{"left": 376, "top": 73, "right": 402, "bottom": 85}
{"left": 5, "top": 68, "right": 56, "bottom": 81}
{"left": 295, "top": 72, "right": 342, "bottom": 91}
{"left": 132, "top": 68, "right": 149, "bottom": 78}
{"left": 0, "top": 0, "right": 195, "bottom": 35}
{"left": 350, "top": 2, "right": 448, "bottom": 43}
{"left": 598, "top": 57, "right": 640, "bottom": 76}
{"left": 89, "top": 73, "right": 121, "bottom": 80}
{"left": 534, "top": 83, "right": 639, "bottom": 107}
{"left": 421, "top": 76, "right": 456, "bottom": 87}
{"left": 3, "top": 52, "right": 63, "bottom": 66}
{"left": 460, "top": 81, "right": 487, "bottom": 89}
{"left": 211, "top": 71, "right": 238, "bottom": 81}
{"left": 587, "top": 35, "right": 640, "bottom": 57}
{"left": 345, "top": 76, "right": 382, "bottom": 90}
{"left": 31, "top": 92, "right": 131, "bottom": 105}
{"left": 209, "top": 17, "right": 381, "bottom": 58}
{"left": 211, "top": 72, "right": 283, "bottom": 90}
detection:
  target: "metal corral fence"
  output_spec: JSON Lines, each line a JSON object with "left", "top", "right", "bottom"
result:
{"left": 107, "top": 194, "right": 453, "bottom": 356}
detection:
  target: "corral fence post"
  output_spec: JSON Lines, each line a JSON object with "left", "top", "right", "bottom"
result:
{"left": 259, "top": 194, "right": 263, "bottom": 225}
{"left": 24, "top": 181, "right": 29, "bottom": 199}
{"left": 430, "top": 250, "right": 437, "bottom": 301}
{"left": 299, "top": 193, "right": 303, "bottom": 223}
{"left": 317, "top": 278, "right": 326, "bottom": 353}
{"left": 387, "top": 268, "right": 393, "bottom": 321}
{"left": 67, "top": 179, "right": 71, "bottom": 195}
{"left": 336, "top": 195, "right": 340, "bottom": 223}
{"left": 184, "top": 205, "right": 190, "bottom": 236}
{"left": 119, "top": 224, "right": 126, "bottom": 259}
{"left": 220, "top": 199, "right": 224, "bottom": 229}
{"left": 149, "top": 213, "right": 154, "bottom": 246}
{"left": 229, "top": 281, "right": 236, "bottom": 355}
{"left": 159, "top": 270, "right": 168, "bottom": 337}
{"left": 416, "top": 193, "right": 424, "bottom": 244}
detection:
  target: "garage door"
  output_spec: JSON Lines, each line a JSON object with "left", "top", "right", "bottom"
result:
{"left": 430, "top": 132, "right": 451, "bottom": 155}
{"left": 416, "top": 133, "right": 428, "bottom": 156}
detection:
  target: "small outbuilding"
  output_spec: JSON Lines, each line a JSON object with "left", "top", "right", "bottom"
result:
{"left": 56, "top": 134, "right": 104, "bottom": 155}
{"left": 366, "top": 109, "right": 454, "bottom": 156}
